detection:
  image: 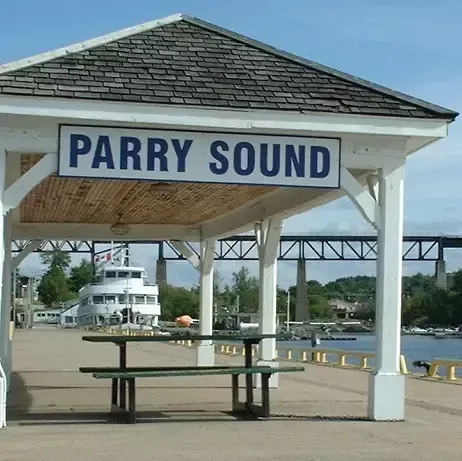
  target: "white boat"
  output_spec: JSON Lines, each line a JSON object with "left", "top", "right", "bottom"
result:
{"left": 76, "top": 246, "right": 161, "bottom": 329}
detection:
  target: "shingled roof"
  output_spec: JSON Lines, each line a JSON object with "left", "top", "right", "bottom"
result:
{"left": 0, "top": 14, "right": 457, "bottom": 119}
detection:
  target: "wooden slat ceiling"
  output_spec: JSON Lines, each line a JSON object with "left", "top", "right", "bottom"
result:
{"left": 19, "top": 155, "right": 276, "bottom": 225}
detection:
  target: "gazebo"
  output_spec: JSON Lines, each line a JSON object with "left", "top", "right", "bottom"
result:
{"left": 0, "top": 13, "right": 457, "bottom": 426}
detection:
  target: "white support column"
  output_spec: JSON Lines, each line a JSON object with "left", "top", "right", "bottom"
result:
{"left": 367, "top": 161, "right": 406, "bottom": 421}
{"left": 1, "top": 217, "right": 11, "bottom": 387}
{"left": 255, "top": 219, "right": 282, "bottom": 388}
{"left": 196, "top": 240, "right": 216, "bottom": 366}
{"left": 0, "top": 145, "right": 6, "bottom": 428}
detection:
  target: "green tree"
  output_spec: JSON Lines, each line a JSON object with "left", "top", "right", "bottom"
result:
{"left": 37, "top": 251, "right": 72, "bottom": 307}
{"left": 308, "top": 294, "right": 333, "bottom": 319}
{"left": 40, "top": 251, "right": 71, "bottom": 270}
{"left": 159, "top": 284, "right": 200, "bottom": 320}
{"left": 68, "top": 259, "right": 94, "bottom": 294}
{"left": 230, "top": 266, "right": 259, "bottom": 313}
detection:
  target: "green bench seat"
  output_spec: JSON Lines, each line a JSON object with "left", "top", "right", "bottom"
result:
{"left": 87, "top": 365, "right": 304, "bottom": 424}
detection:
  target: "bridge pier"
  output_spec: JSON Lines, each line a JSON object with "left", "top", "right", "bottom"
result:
{"left": 155, "top": 259, "right": 167, "bottom": 287}
{"left": 295, "top": 259, "right": 309, "bottom": 322}
{"left": 435, "top": 259, "right": 447, "bottom": 290}
{"left": 155, "top": 243, "right": 167, "bottom": 287}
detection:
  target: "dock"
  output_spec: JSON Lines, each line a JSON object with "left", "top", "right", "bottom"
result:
{"left": 3, "top": 327, "right": 462, "bottom": 461}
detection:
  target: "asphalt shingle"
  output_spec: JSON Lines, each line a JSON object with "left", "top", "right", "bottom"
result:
{"left": 0, "top": 17, "right": 457, "bottom": 119}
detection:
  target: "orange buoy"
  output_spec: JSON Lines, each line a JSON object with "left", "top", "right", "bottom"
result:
{"left": 176, "top": 315, "right": 193, "bottom": 327}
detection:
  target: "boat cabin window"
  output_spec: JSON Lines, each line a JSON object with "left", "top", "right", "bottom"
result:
{"left": 131, "top": 271, "right": 142, "bottom": 278}
{"left": 105, "top": 271, "right": 117, "bottom": 278}
{"left": 134, "top": 295, "right": 145, "bottom": 304}
{"left": 105, "top": 295, "right": 116, "bottom": 304}
{"left": 118, "top": 271, "right": 130, "bottom": 278}
{"left": 80, "top": 297, "right": 89, "bottom": 307}
{"left": 146, "top": 296, "right": 157, "bottom": 304}
{"left": 93, "top": 295, "right": 104, "bottom": 304}
{"left": 118, "top": 294, "right": 127, "bottom": 304}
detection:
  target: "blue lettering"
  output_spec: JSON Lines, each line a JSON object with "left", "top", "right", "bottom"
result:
{"left": 91, "top": 136, "right": 115, "bottom": 169}
{"left": 285, "top": 145, "right": 305, "bottom": 177}
{"left": 234, "top": 142, "right": 255, "bottom": 176}
{"left": 69, "top": 134, "right": 91, "bottom": 168}
{"left": 260, "top": 144, "right": 280, "bottom": 177}
{"left": 310, "top": 146, "right": 330, "bottom": 178}
{"left": 147, "top": 138, "right": 168, "bottom": 172}
{"left": 209, "top": 140, "right": 229, "bottom": 175}
{"left": 120, "top": 136, "right": 141, "bottom": 170}
{"left": 172, "top": 139, "right": 192, "bottom": 173}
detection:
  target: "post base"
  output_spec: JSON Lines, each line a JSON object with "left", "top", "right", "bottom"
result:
{"left": 367, "top": 372, "right": 405, "bottom": 421}
{"left": 254, "top": 360, "right": 279, "bottom": 389}
{"left": 196, "top": 344, "right": 215, "bottom": 366}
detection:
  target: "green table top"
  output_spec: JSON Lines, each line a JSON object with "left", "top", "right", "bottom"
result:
{"left": 82, "top": 333, "right": 280, "bottom": 344}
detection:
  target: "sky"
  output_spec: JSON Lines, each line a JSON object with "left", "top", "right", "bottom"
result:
{"left": 2, "top": 0, "right": 462, "bottom": 288}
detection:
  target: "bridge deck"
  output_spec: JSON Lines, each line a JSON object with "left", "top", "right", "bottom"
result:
{"left": 3, "top": 328, "right": 462, "bottom": 461}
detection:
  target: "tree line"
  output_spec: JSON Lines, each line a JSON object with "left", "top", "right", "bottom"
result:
{"left": 21, "top": 251, "right": 462, "bottom": 327}
{"left": 17, "top": 252, "right": 94, "bottom": 307}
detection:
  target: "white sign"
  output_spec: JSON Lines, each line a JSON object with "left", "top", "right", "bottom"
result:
{"left": 58, "top": 125, "right": 341, "bottom": 188}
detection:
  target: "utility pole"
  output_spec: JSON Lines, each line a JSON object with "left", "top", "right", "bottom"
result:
{"left": 27, "top": 276, "right": 34, "bottom": 328}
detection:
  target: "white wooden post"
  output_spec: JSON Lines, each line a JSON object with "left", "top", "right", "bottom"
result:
{"left": 196, "top": 240, "right": 216, "bottom": 366}
{"left": 0, "top": 145, "right": 6, "bottom": 428}
{"left": 368, "top": 161, "right": 406, "bottom": 421}
{"left": 255, "top": 219, "right": 282, "bottom": 388}
{"left": 0, "top": 216, "right": 11, "bottom": 387}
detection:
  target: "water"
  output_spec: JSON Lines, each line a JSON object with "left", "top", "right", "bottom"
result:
{"left": 278, "top": 335, "right": 462, "bottom": 376}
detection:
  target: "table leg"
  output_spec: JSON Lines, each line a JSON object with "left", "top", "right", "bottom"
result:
{"left": 244, "top": 341, "right": 254, "bottom": 405}
{"left": 111, "top": 378, "right": 118, "bottom": 407}
{"left": 261, "top": 373, "right": 270, "bottom": 418}
{"left": 119, "top": 343, "right": 127, "bottom": 409}
{"left": 128, "top": 378, "right": 136, "bottom": 424}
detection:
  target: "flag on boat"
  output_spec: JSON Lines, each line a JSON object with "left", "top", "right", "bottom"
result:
{"left": 94, "top": 252, "right": 112, "bottom": 263}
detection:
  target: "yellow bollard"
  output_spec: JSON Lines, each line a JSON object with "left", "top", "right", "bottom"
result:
{"left": 447, "top": 366, "right": 456, "bottom": 381}
{"left": 231, "top": 346, "right": 237, "bottom": 355}
{"left": 241, "top": 347, "right": 245, "bottom": 356}
{"left": 301, "top": 351, "right": 307, "bottom": 362}
{"left": 428, "top": 364, "right": 438, "bottom": 378}
{"left": 360, "top": 357, "right": 368, "bottom": 369}
{"left": 321, "top": 352, "right": 327, "bottom": 363}
{"left": 286, "top": 350, "right": 292, "bottom": 360}
{"left": 339, "top": 354, "right": 346, "bottom": 367}
{"left": 399, "top": 355, "right": 408, "bottom": 375}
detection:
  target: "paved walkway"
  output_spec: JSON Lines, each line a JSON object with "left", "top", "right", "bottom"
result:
{"left": 1, "top": 328, "right": 461, "bottom": 461}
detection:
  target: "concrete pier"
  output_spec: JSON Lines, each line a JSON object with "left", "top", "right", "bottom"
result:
{"left": 3, "top": 328, "right": 462, "bottom": 461}
{"left": 435, "top": 259, "right": 447, "bottom": 290}
{"left": 295, "top": 259, "right": 308, "bottom": 321}
{"left": 155, "top": 259, "right": 167, "bottom": 287}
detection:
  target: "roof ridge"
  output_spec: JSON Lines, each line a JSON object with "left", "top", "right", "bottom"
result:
{"left": 0, "top": 13, "right": 185, "bottom": 75}
{"left": 181, "top": 15, "right": 458, "bottom": 119}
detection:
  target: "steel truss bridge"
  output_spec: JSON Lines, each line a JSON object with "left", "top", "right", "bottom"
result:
{"left": 10, "top": 235, "right": 462, "bottom": 261}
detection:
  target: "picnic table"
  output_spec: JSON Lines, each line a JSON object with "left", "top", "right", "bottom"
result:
{"left": 81, "top": 333, "right": 304, "bottom": 423}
